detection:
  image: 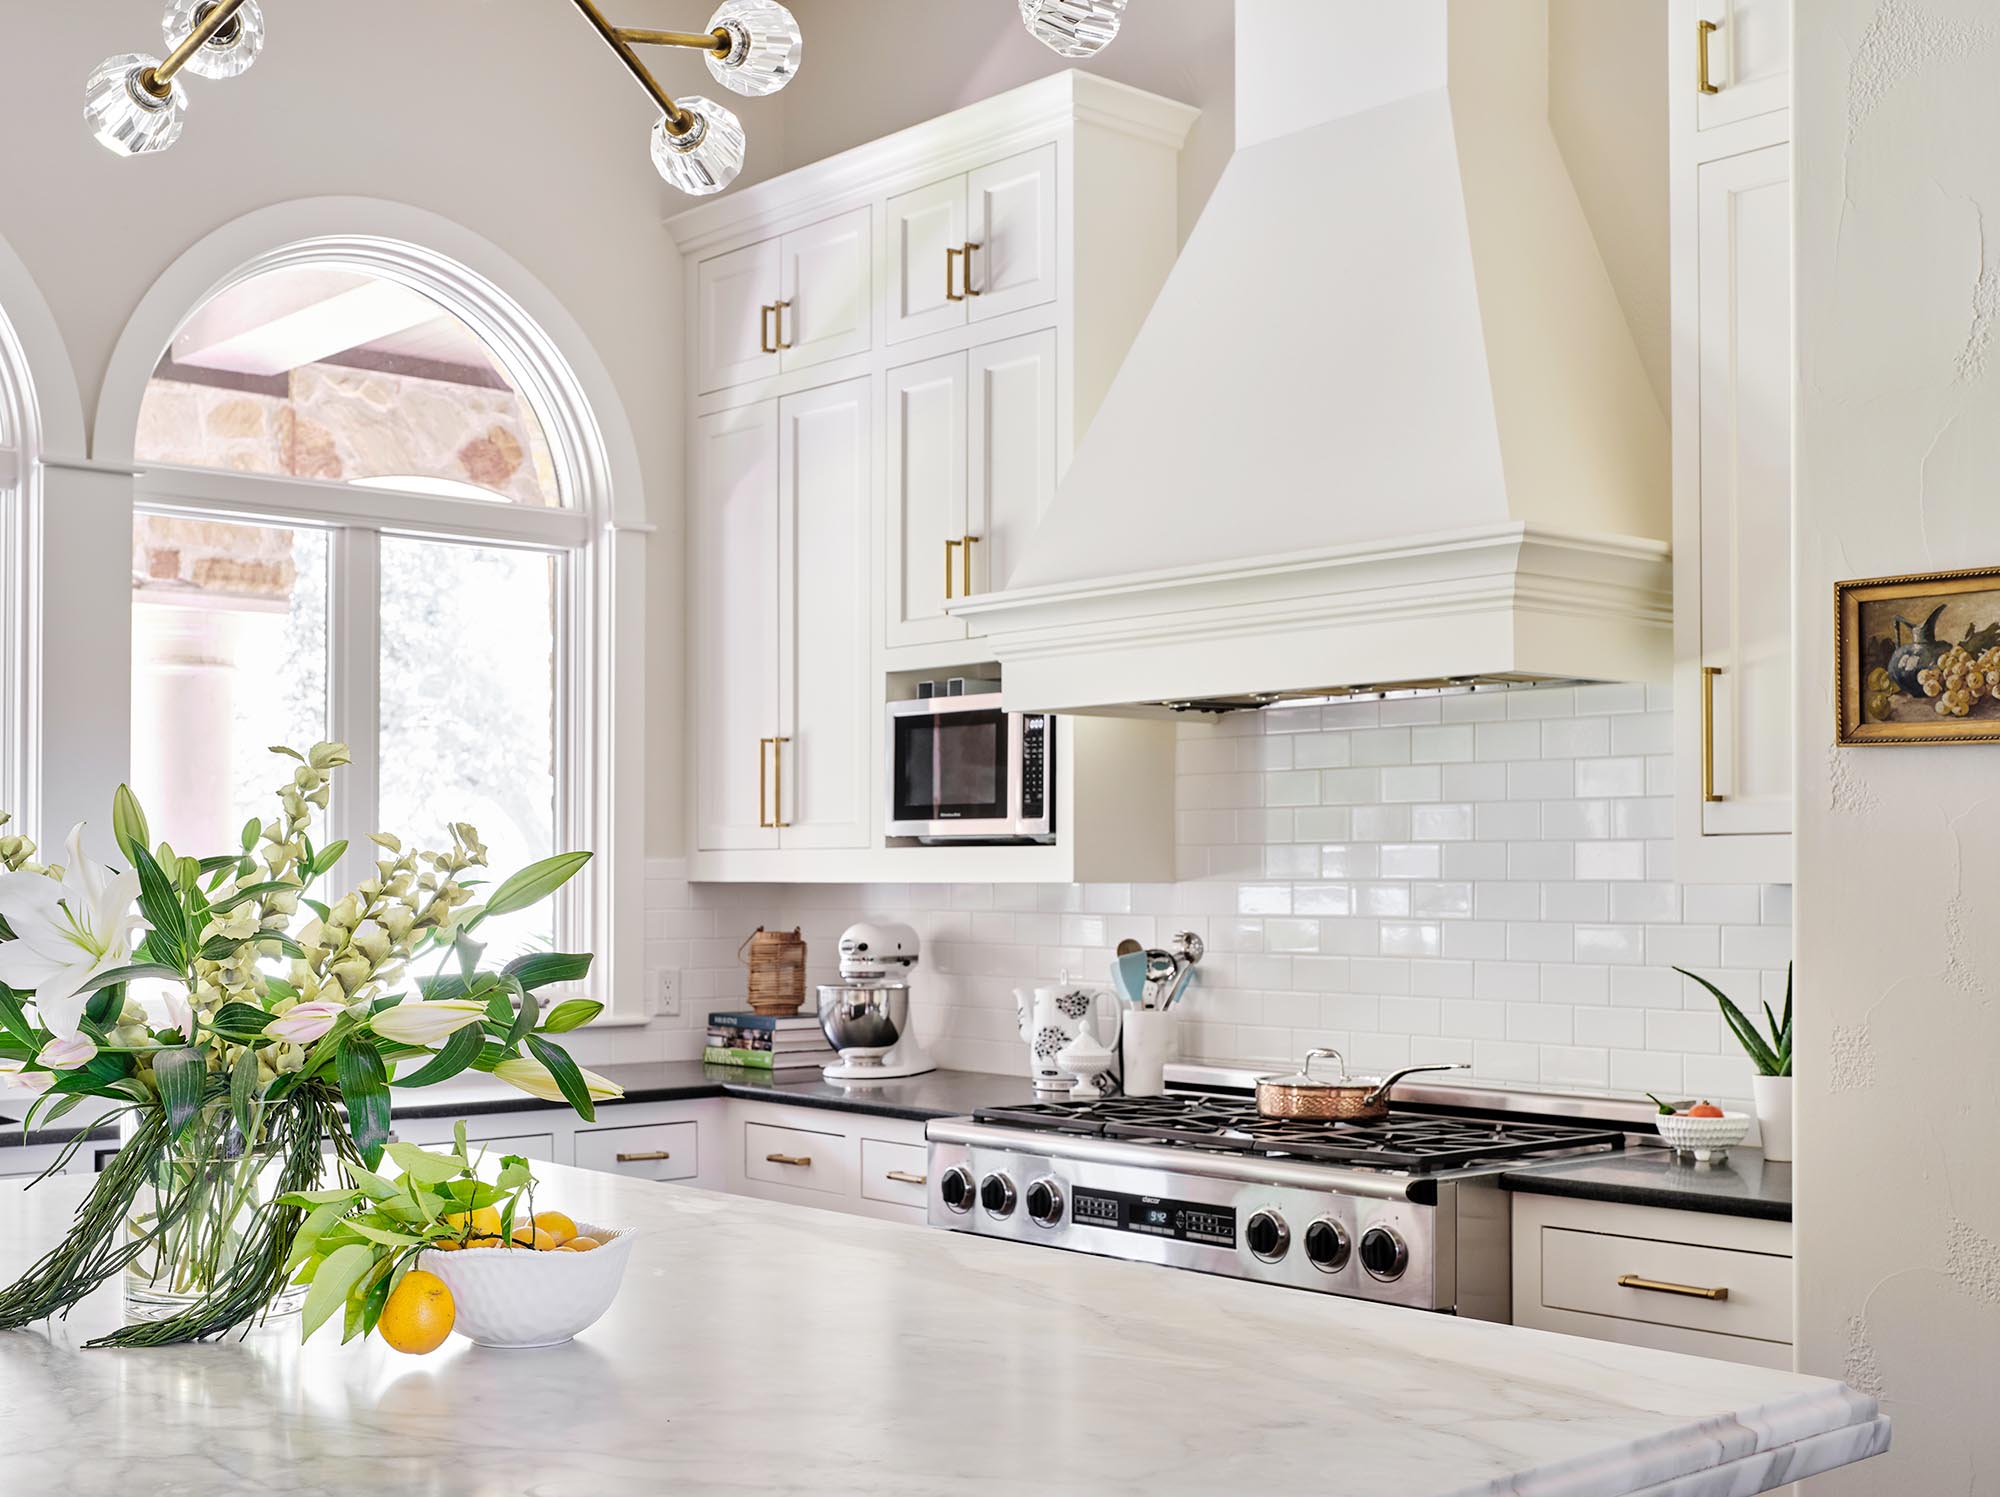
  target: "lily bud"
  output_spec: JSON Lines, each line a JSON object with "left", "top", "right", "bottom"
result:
{"left": 369, "top": 1000, "right": 488, "bottom": 1047}
{"left": 266, "top": 999, "right": 348, "bottom": 1045}
{"left": 494, "top": 1056, "right": 624, "bottom": 1104}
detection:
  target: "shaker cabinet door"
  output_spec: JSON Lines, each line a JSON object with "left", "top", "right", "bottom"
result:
{"left": 966, "top": 329, "right": 1058, "bottom": 605}
{"left": 779, "top": 207, "right": 872, "bottom": 375}
{"left": 777, "top": 379, "right": 871, "bottom": 850}
{"left": 966, "top": 145, "right": 1058, "bottom": 324}
{"left": 697, "top": 237, "right": 781, "bottom": 394}
{"left": 885, "top": 352, "right": 970, "bottom": 648}
{"left": 1693, "top": 0, "right": 1790, "bottom": 134}
{"left": 885, "top": 175, "right": 968, "bottom": 345}
{"left": 693, "top": 402, "right": 782, "bottom": 851}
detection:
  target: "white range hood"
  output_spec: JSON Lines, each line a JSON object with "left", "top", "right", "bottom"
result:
{"left": 951, "top": 0, "right": 1671, "bottom": 715}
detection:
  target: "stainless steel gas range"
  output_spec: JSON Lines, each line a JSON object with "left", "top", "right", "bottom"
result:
{"left": 925, "top": 1068, "right": 1634, "bottom": 1321}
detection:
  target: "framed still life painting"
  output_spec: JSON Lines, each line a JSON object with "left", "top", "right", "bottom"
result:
{"left": 1836, "top": 568, "right": 2000, "bottom": 744}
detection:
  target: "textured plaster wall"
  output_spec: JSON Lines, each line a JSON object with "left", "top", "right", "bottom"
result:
{"left": 1795, "top": 2, "right": 2000, "bottom": 1490}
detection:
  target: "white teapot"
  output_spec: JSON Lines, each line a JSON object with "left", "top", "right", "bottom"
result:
{"left": 1015, "top": 981, "right": 1122, "bottom": 1094}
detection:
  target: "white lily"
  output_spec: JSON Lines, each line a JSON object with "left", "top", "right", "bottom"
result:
{"left": 0, "top": 1059, "right": 56, "bottom": 1095}
{"left": 0, "top": 825, "right": 140, "bottom": 1040}
{"left": 494, "top": 1056, "right": 623, "bottom": 1103}
{"left": 36, "top": 1034, "right": 97, "bottom": 1070}
{"left": 266, "top": 999, "right": 348, "bottom": 1045}
{"left": 368, "top": 1000, "right": 487, "bottom": 1047}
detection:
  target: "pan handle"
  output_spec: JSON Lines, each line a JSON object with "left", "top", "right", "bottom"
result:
{"left": 1362, "top": 1061, "right": 1470, "bottom": 1107}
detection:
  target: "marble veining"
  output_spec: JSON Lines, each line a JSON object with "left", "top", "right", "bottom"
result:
{"left": 0, "top": 1167, "right": 1885, "bottom": 1497}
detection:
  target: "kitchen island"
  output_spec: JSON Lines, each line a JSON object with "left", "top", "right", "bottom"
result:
{"left": 0, "top": 1165, "right": 1884, "bottom": 1496}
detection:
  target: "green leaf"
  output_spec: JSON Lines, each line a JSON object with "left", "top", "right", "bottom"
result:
{"left": 347, "top": 1167, "right": 403, "bottom": 1204}
{"left": 270, "top": 744, "right": 305, "bottom": 763}
{"left": 313, "top": 840, "right": 349, "bottom": 877}
{"left": 343, "top": 1220, "right": 422, "bottom": 1249}
{"left": 199, "top": 930, "right": 305, "bottom": 963}
{"left": 208, "top": 881, "right": 302, "bottom": 914}
{"left": 524, "top": 1033, "right": 596, "bottom": 1123}
{"left": 537, "top": 998, "right": 604, "bottom": 1034}
{"left": 480, "top": 851, "right": 592, "bottom": 919}
{"left": 301, "top": 1243, "right": 375, "bottom": 1342}
{"left": 280, "top": 1188, "right": 363, "bottom": 1207}
{"left": 384, "top": 1141, "right": 466, "bottom": 1186}
{"left": 75, "top": 962, "right": 187, "bottom": 999}
{"left": 361, "top": 1259, "right": 399, "bottom": 1337}
{"left": 389, "top": 1024, "right": 485, "bottom": 1089}
{"left": 229, "top": 1046, "right": 261, "bottom": 1140}
{"left": 0, "top": 984, "right": 38, "bottom": 1050}
{"left": 503, "top": 985, "right": 539, "bottom": 1055}
{"left": 241, "top": 816, "right": 263, "bottom": 853}
{"left": 130, "top": 842, "right": 191, "bottom": 974}
{"left": 285, "top": 1198, "right": 359, "bottom": 1272}
{"left": 209, "top": 1001, "right": 274, "bottom": 1041}
{"left": 111, "top": 785, "right": 151, "bottom": 866}
{"left": 337, "top": 1037, "right": 392, "bottom": 1169}
{"left": 1677, "top": 967, "right": 1783, "bottom": 1076}
{"left": 152, "top": 1047, "right": 205, "bottom": 1138}
{"left": 505, "top": 952, "right": 594, "bottom": 993}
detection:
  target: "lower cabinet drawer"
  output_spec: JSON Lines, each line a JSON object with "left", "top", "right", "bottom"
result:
{"left": 463, "top": 1132, "right": 557, "bottom": 1163}
{"left": 744, "top": 1121, "right": 850, "bottom": 1196}
{"left": 1540, "top": 1226, "right": 1792, "bottom": 1344}
{"left": 859, "top": 1137, "right": 929, "bottom": 1208}
{"left": 574, "top": 1121, "right": 698, "bottom": 1182}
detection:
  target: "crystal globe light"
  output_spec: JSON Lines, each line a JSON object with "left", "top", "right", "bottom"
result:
{"left": 1020, "top": 0, "right": 1127, "bottom": 59}
{"left": 84, "top": 53, "right": 187, "bottom": 157}
{"left": 161, "top": 0, "right": 267, "bottom": 80}
{"left": 650, "top": 95, "right": 746, "bottom": 196}
{"left": 705, "top": 0, "right": 802, "bottom": 98}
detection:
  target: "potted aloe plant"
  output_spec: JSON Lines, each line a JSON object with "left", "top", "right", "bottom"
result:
{"left": 1675, "top": 964, "right": 1792, "bottom": 1163}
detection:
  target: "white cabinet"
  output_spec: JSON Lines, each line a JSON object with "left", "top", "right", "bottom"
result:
{"left": 1693, "top": 0, "right": 1790, "bottom": 133}
{"left": 969, "top": 330, "right": 1059, "bottom": 599}
{"left": 1671, "top": 0, "right": 1791, "bottom": 885}
{"left": 694, "top": 382, "right": 871, "bottom": 852}
{"left": 887, "top": 146, "right": 1058, "bottom": 345}
{"left": 1512, "top": 1194, "right": 1794, "bottom": 1370}
{"left": 886, "top": 175, "right": 968, "bottom": 346}
{"left": 696, "top": 209, "right": 872, "bottom": 393}
{"left": 572, "top": 1120, "right": 700, "bottom": 1183}
{"left": 726, "top": 1100, "right": 930, "bottom": 1225}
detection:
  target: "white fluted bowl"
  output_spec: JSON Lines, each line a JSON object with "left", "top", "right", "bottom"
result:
{"left": 417, "top": 1223, "right": 638, "bottom": 1348}
{"left": 1654, "top": 1112, "right": 1751, "bottom": 1163}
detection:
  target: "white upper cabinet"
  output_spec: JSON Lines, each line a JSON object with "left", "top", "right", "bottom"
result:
{"left": 967, "top": 329, "right": 1058, "bottom": 599}
{"left": 965, "top": 146, "right": 1059, "bottom": 323}
{"left": 696, "top": 238, "right": 781, "bottom": 395}
{"left": 778, "top": 207, "right": 872, "bottom": 374}
{"left": 1671, "top": 0, "right": 1791, "bottom": 884}
{"left": 886, "top": 352, "right": 969, "bottom": 650}
{"left": 1693, "top": 0, "right": 1790, "bottom": 133}
{"left": 886, "top": 176, "right": 969, "bottom": 346}
{"left": 693, "top": 402, "right": 781, "bottom": 851}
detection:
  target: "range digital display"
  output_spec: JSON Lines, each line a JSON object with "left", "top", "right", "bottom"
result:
{"left": 1070, "top": 1189, "right": 1235, "bottom": 1248}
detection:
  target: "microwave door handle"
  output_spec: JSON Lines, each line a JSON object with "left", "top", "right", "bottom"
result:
{"left": 931, "top": 716, "right": 945, "bottom": 821}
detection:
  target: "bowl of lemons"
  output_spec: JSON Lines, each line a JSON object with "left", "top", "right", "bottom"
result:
{"left": 417, "top": 1208, "right": 639, "bottom": 1348}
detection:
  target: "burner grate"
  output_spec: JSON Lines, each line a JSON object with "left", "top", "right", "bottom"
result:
{"left": 971, "top": 1097, "right": 1625, "bottom": 1173}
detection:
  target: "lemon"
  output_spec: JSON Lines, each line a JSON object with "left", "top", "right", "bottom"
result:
{"left": 532, "top": 1211, "right": 578, "bottom": 1245}
{"left": 378, "top": 1270, "right": 455, "bottom": 1355}
{"left": 558, "top": 1236, "right": 601, "bottom": 1253}
{"left": 432, "top": 1238, "right": 464, "bottom": 1252}
{"left": 445, "top": 1206, "right": 502, "bottom": 1238}
{"left": 466, "top": 1236, "right": 504, "bottom": 1250}
{"left": 512, "top": 1225, "right": 561, "bottom": 1251}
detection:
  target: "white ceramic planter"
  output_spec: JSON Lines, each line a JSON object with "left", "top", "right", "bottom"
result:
{"left": 1753, "top": 1075, "right": 1793, "bottom": 1163}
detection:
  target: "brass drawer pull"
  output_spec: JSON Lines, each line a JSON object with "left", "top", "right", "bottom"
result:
{"left": 960, "top": 534, "right": 977, "bottom": 597}
{"left": 759, "top": 302, "right": 777, "bottom": 354}
{"left": 945, "top": 537, "right": 962, "bottom": 600}
{"left": 758, "top": 737, "right": 774, "bottom": 827}
{"left": 1696, "top": 18, "right": 1720, "bottom": 94}
{"left": 885, "top": 1170, "right": 928, "bottom": 1186}
{"left": 771, "top": 735, "right": 791, "bottom": 829}
{"left": 1701, "top": 666, "right": 1723, "bottom": 802}
{"left": 961, "top": 241, "right": 982, "bottom": 296}
{"left": 945, "top": 244, "right": 965, "bottom": 302}
{"left": 765, "top": 1152, "right": 813, "bottom": 1168}
{"left": 616, "top": 1150, "right": 672, "bottom": 1163}
{"left": 773, "top": 298, "right": 792, "bottom": 350}
{"left": 1618, "top": 1273, "right": 1730, "bottom": 1302}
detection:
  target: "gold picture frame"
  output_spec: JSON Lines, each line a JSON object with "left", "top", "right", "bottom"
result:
{"left": 1835, "top": 567, "right": 2000, "bottom": 745}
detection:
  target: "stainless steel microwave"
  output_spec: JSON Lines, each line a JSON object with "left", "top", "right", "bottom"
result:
{"left": 885, "top": 695, "right": 1054, "bottom": 842}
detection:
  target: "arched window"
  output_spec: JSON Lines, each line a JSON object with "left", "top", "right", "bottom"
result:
{"left": 0, "top": 302, "right": 37, "bottom": 832}
{"left": 129, "top": 249, "right": 605, "bottom": 966}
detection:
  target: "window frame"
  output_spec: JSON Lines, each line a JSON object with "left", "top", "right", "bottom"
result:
{"left": 129, "top": 244, "right": 623, "bottom": 1011}
{"left": 0, "top": 304, "right": 38, "bottom": 835}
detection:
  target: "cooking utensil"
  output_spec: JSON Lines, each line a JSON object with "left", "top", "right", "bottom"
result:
{"left": 1110, "top": 950, "right": 1149, "bottom": 1005}
{"left": 1168, "top": 931, "right": 1204, "bottom": 966}
{"left": 1254, "top": 1048, "right": 1469, "bottom": 1122}
{"left": 1115, "top": 938, "right": 1143, "bottom": 957}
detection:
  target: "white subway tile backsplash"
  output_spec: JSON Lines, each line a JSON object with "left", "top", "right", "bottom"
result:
{"left": 651, "top": 690, "right": 1788, "bottom": 1108}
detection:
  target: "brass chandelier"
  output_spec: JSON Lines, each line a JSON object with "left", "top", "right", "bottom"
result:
{"left": 84, "top": 1, "right": 1125, "bottom": 194}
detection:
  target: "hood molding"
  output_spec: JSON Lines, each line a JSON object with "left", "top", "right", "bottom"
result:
{"left": 949, "top": 522, "right": 1669, "bottom": 715}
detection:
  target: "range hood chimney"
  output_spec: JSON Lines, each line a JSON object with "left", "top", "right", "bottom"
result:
{"left": 952, "top": 0, "right": 1671, "bottom": 715}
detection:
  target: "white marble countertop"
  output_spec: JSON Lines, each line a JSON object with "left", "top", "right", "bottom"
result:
{"left": 0, "top": 1165, "right": 1885, "bottom": 1497}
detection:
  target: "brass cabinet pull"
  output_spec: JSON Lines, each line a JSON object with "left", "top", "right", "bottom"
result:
{"left": 960, "top": 534, "right": 978, "bottom": 597}
{"left": 765, "top": 1153, "right": 812, "bottom": 1168}
{"left": 1618, "top": 1273, "right": 1730, "bottom": 1302}
{"left": 771, "top": 736, "right": 791, "bottom": 828}
{"left": 773, "top": 299, "right": 792, "bottom": 350}
{"left": 885, "top": 1170, "right": 928, "bottom": 1186}
{"left": 759, "top": 303, "right": 777, "bottom": 354}
{"left": 945, "top": 244, "right": 965, "bottom": 302}
{"left": 961, "top": 241, "right": 982, "bottom": 297}
{"left": 758, "top": 737, "right": 774, "bottom": 828}
{"left": 1701, "top": 666, "right": 1723, "bottom": 802}
{"left": 1696, "top": 18, "right": 1720, "bottom": 94}
{"left": 616, "top": 1150, "right": 672, "bottom": 1163}
{"left": 944, "top": 537, "right": 962, "bottom": 600}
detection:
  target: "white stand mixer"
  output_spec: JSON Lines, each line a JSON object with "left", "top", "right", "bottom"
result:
{"left": 817, "top": 922, "right": 937, "bottom": 1081}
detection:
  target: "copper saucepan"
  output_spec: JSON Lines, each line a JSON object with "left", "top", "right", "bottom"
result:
{"left": 1254, "top": 1048, "right": 1470, "bottom": 1122}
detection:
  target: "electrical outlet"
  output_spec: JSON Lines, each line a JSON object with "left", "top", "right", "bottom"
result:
{"left": 655, "top": 969, "right": 681, "bottom": 1018}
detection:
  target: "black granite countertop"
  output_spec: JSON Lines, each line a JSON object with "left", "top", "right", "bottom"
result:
{"left": 1501, "top": 1143, "right": 1791, "bottom": 1222}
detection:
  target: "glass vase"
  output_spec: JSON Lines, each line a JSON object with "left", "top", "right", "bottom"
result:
{"left": 122, "top": 1100, "right": 307, "bottom": 1323}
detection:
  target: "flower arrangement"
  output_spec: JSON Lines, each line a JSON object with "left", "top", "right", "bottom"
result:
{"left": 0, "top": 743, "right": 619, "bottom": 1347}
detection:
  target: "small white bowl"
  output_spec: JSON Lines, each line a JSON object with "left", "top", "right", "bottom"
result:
{"left": 418, "top": 1221, "right": 638, "bottom": 1348}
{"left": 1654, "top": 1111, "right": 1751, "bottom": 1163}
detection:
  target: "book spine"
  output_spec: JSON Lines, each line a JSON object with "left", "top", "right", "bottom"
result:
{"left": 705, "top": 1012, "right": 822, "bottom": 1031}
{"left": 702, "top": 1047, "right": 829, "bottom": 1071}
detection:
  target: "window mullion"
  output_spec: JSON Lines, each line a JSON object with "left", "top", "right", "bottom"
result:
{"left": 329, "top": 526, "right": 381, "bottom": 869}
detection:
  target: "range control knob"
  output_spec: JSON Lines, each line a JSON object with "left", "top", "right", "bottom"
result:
{"left": 1359, "top": 1226, "right": 1409, "bottom": 1281}
{"left": 1304, "top": 1219, "right": 1350, "bottom": 1273}
{"left": 939, "top": 1166, "right": 975, "bottom": 1214}
{"left": 1245, "top": 1210, "right": 1290, "bottom": 1262}
{"left": 1025, "top": 1178, "right": 1065, "bottom": 1227}
{"left": 979, "top": 1173, "right": 1017, "bottom": 1219}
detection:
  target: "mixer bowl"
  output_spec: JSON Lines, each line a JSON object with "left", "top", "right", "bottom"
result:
{"left": 817, "top": 981, "right": 910, "bottom": 1053}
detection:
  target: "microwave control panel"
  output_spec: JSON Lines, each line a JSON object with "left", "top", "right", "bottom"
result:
{"left": 1022, "top": 715, "right": 1049, "bottom": 822}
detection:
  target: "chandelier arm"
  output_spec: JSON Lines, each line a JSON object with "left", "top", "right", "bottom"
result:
{"left": 566, "top": 0, "right": 698, "bottom": 134}
{"left": 618, "top": 27, "right": 733, "bottom": 55}
{"left": 141, "top": 0, "right": 251, "bottom": 96}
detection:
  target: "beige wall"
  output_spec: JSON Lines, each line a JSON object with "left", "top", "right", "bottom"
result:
{"left": 1795, "top": 2, "right": 2000, "bottom": 1491}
